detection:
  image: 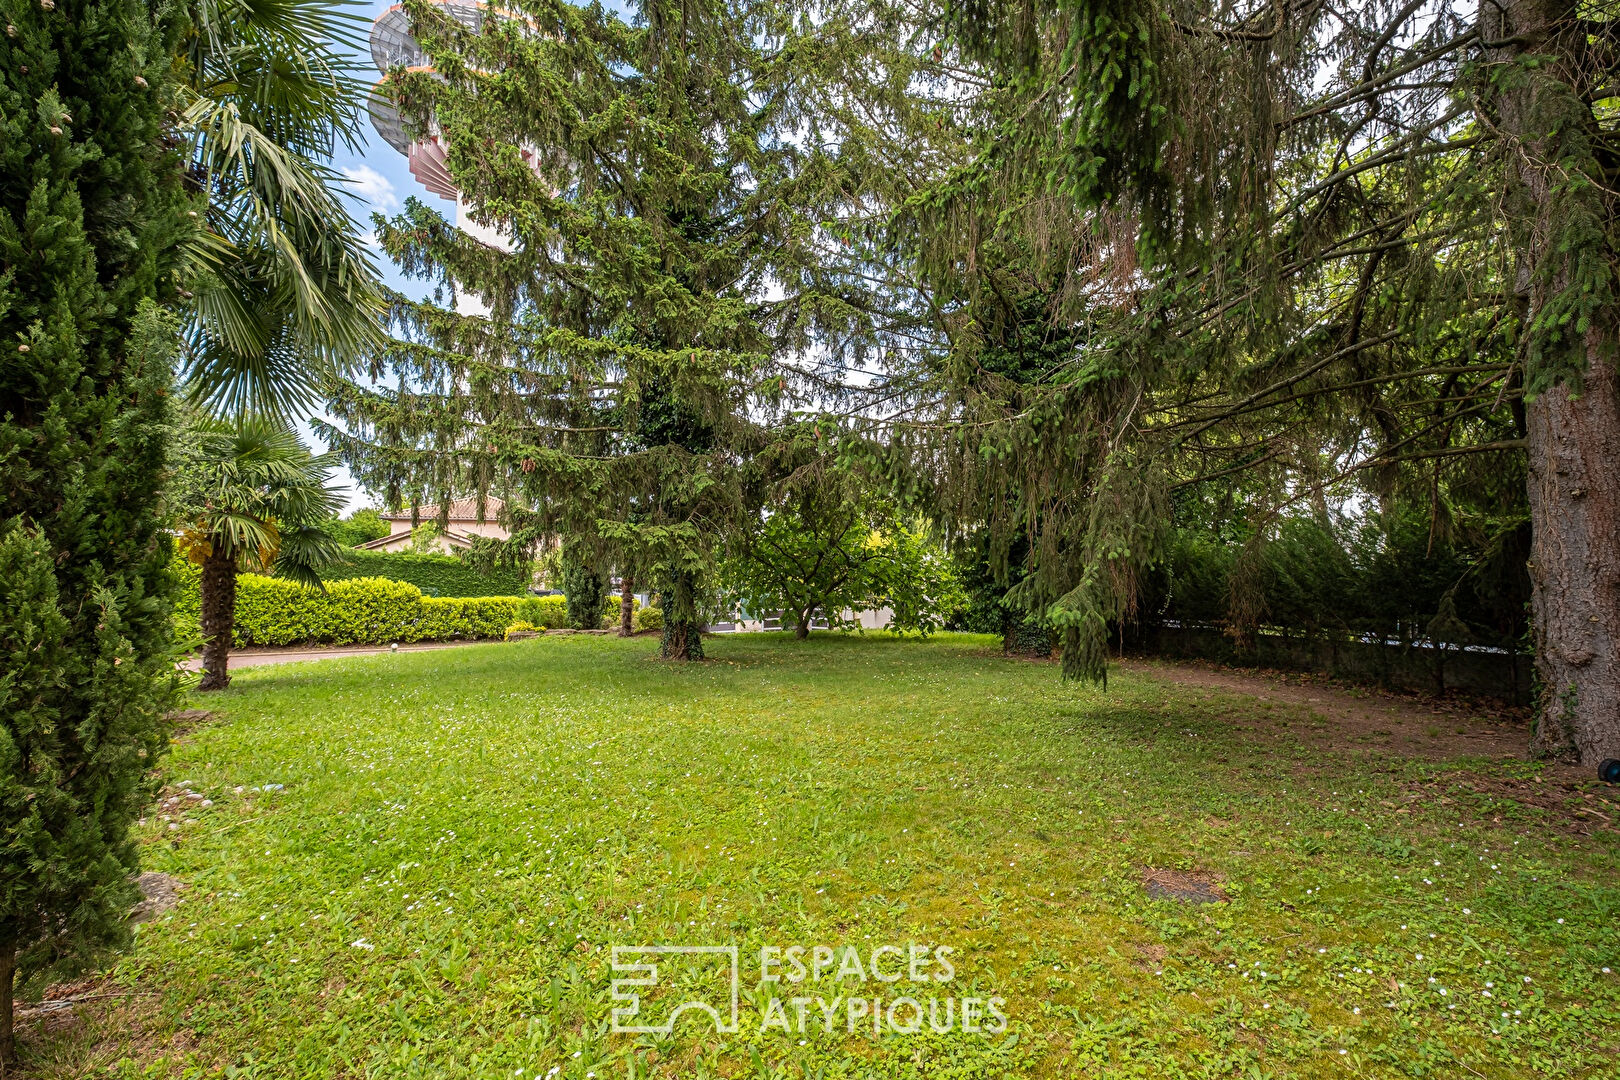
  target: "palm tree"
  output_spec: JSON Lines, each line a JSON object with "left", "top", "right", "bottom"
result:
{"left": 178, "top": 0, "right": 385, "bottom": 417}
{"left": 173, "top": 418, "right": 348, "bottom": 690}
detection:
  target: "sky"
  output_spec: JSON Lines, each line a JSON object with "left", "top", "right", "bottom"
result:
{"left": 313, "top": 0, "right": 448, "bottom": 513}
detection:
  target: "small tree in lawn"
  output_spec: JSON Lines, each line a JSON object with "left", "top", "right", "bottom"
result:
{"left": 878, "top": 519, "right": 968, "bottom": 639}
{"left": 172, "top": 418, "right": 346, "bottom": 690}
{"left": 725, "top": 470, "right": 962, "bottom": 639}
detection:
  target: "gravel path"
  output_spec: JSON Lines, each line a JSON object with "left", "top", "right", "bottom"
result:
{"left": 179, "top": 640, "right": 493, "bottom": 672}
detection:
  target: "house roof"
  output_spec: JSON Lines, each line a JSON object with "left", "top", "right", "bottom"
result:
{"left": 356, "top": 527, "right": 481, "bottom": 551}
{"left": 380, "top": 497, "right": 507, "bottom": 524}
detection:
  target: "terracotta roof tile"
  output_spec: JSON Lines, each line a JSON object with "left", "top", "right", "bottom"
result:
{"left": 381, "top": 496, "right": 507, "bottom": 523}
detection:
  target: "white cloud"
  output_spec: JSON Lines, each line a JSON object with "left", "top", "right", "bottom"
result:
{"left": 343, "top": 165, "right": 399, "bottom": 212}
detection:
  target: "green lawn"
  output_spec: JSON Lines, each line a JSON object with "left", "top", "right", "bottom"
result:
{"left": 27, "top": 634, "right": 1620, "bottom": 1079}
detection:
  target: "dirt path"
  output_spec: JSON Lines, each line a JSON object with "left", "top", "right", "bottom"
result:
{"left": 1120, "top": 655, "right": 1552, "bottom": 768}
{"left": 179, "top": 639, "right": 494, "bottom": 673}
{"left": 1120, "top": 656, "right": 1618, "bottom": 835}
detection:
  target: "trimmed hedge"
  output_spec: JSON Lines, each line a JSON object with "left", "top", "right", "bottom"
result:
{"left": 514, "top": 593, "right": 634, "bottom": 630}
{"left": 173, "top": 561, "right": 639, "bottom": 646}
{"left": 322, "top": 549, "right": 531, "bottom": 597}
{"left": 173, "top": 560, "right": 520, "bottom": 646}
{"left": 517, "top": 595, "right": 568, "bottom": 629}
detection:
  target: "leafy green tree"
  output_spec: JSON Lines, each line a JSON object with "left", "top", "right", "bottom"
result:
{"left": 0, "top": 0, "right": 191, "bottom": 1058}
{"left": 321, "top": 0, "right": 899, "bottom": 661}
{"left": 172, "top": 418, "right": 346, "bottom": 690}
{"left": 177, "top": 0, "right": 384, "bottom": 416}
{"left": 327, "top": 507, "right": 390, "bottom": 548}
{"left": 870, "top": 519, "right": 966, "bottom": 638}
{"left": 406, "top": 520, "right": 444, "bottom": 554}
{"left": 725, "top": 479, "right": 962, "bottom": 638}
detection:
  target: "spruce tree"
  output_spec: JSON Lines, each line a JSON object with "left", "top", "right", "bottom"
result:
{"left": 874, "top": 1, "right": 1618, "bottom": 764}
{"left": 324, "top": 0, "right": 893, "bottom": 659}
{"left": 0, "top": 0, "right": 187, "bottom": 1061}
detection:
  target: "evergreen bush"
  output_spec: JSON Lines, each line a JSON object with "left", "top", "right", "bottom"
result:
{"left": 560, "top": 547, "right": 605, "bottom": 629}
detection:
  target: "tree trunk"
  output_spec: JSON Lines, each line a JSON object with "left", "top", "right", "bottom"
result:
{"left": 794, "top": 606, "right": 811, "bottom": 639}
{"left": 660, "top": 617, "right": 705, "bottom": 660}
{"left": 619, "top": 574, "right": 635, "bottom": 636}
{"left": 197, "top": 547, "right": 237, "bottom": 692}
{"left": 1526, "top": 359, "right": 1620, "bottom": 763}
{"left": 1485, "top": 0, "right": 1620, "bottom": 765}
{"left": 658, "top": 572, "right": 705, "bottom": 661}
{"left": 1, "top": 933, "right": 16, "bottom": 1068}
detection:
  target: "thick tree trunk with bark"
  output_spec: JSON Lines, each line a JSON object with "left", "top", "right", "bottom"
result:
{"left": 1487, "top": 0, "right": 1620, "bottom": 765}
{"left": 1, "top": 934, "right": 15, "bottom": 1067}
{"left": 658, "top": 572, "right": 705, "bottom": 660}
{"left": 619, "top": 574, "right": 635, "bottom": 636}
{"left": 794, "top": 605, "right": 812, "bottom": 639}
{"left": 660, "top": 618, "right": 705, "bottom": 660}
{"left": 1526, "top": 359, "right": 1620, "bottom": 762}
{"left": 197, "top": 547, "right": 238, "bottom": 692}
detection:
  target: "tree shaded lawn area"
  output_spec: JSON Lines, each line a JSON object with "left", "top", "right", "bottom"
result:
{"left": 24, "top": 635, "right": 1619, "bottom": 1078}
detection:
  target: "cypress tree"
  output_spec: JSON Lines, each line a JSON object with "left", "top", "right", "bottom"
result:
{"left": 0, "top": 0, "right": 187, "bottom": 1060}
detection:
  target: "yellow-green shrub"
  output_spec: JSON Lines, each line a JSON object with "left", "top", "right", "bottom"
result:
{"left": 413, "top": 594, "right": 524, "bottom": 642}
{"left": 171, "top": 559, "right": 524, "bottom": 646}
{"left": 516, "top": 595, "right": 569, "bottom": 629}
{"left": 170, "top": 559, "right": 653, "bottom": 645}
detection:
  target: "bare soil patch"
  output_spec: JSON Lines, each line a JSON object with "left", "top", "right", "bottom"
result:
{"left": 129, "top": 872, "right": 182, "bottom": 924}
{"left": 1142, "top": 867, "right": 1227, "bottom": 904}
{"left": 1120, "top": 656, "right": 1543, "bottom": 762}
{"left": 1398, "top": 772, "right": 1620, "bottom": 838}
{"left": 1120, "top": 656, "right": 1620, "bottom": 834}
{"left": 12, "top": 976, "right": 193, "bottom": 1079}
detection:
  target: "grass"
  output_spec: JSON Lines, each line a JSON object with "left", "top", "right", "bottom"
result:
{"left": 21, "top": 633, "right": 1620, "bottom": 1079}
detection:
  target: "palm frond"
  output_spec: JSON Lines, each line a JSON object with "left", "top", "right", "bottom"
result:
{"left": 272, "top": 522, "right": 350, "bottom": 589}
{"left": 175, "top": 416, "right": 350, "bottom": 584}
{"left": 177, "top": 0, "right": 385, "bottom": 420}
